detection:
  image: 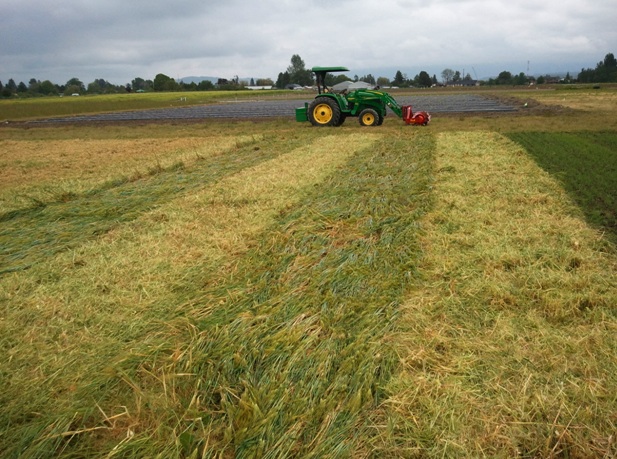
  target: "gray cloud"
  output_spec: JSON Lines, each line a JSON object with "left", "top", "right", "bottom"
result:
{"left": 1, "top": 0, "right": 615, "bottom": 85}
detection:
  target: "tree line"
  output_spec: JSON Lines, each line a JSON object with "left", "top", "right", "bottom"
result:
{"left": 273, "top": 55, "right": 438, "bottom": 89}
{"left": 2, "top": 53, "right": 614, "bottom": 98}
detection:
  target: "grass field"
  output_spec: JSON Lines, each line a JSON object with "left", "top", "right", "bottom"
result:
{"left": 1, "top": 88, "right": 616, "bottom": 458}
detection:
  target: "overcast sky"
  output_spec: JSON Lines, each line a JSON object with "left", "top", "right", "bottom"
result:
{"left": 2, "top": 0, "right": 616, "bottom": 86}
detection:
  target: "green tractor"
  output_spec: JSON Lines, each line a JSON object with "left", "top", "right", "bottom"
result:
{"left": 295, "top": 66, "right": 431, "bottom": 127}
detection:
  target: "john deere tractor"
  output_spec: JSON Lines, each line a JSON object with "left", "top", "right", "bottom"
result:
{"left": 295, "top": 66, "right": 430, "bottom": 127}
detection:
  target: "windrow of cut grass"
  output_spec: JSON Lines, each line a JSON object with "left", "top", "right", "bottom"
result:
{"left": 0, "top": 134, "right": 262, "bottom": 213}
{"left": 90, "top": 131, "right": 435, "bottom": 458}
{"left": 0, "top": 133, "right": 277, "bottom": 275}
{"left": 0, "top": 129, "right": 437, "bottom": 457}
{"left": 1, "top": 103, "right": 617, "bottom": 458}
{"left": 377, "top": 131, "right": 617, "bottom": 457}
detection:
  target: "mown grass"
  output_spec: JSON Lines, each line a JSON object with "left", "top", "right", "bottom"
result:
{"left": 0, "top": 134, "right": 265, "bottom": 214}
{"left": 377, "top": 131, "right": 617, "bottom": 457}
{"left": 1, "top": 88, "right": 617, "bottom": 458}
{"left": 1, "top": 126, "right": 434, "bottom": 457}
{"left": 0, "top": 134, "right": 273, "bottom": 274}
{"left": 506, "top": 131, "right": 617, "bottom": 244}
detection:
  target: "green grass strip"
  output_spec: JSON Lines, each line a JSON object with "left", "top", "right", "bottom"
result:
{"left": 86, "top": 132, "right": 436, "bottom": 457}
{"left": 506, "top": 131, "right": 617, "bottom": 243}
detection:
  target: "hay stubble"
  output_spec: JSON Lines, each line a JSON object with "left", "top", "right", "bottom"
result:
{"left": 381, "top": 131, "right": 617, "bottom": 457}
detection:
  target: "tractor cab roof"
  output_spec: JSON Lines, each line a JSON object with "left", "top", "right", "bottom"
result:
{"left": 311, "top": 67, "right": 350, "bottom": 94}
{"left": 310, "top": 66, "right": 349, "bottom": 74}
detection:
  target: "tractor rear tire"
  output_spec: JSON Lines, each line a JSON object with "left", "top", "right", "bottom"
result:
{"left": 359, "top": 108, "right": 379, "bottom": 127}
{"left": 308, "top": 97, "right": 341, "bottom": 127}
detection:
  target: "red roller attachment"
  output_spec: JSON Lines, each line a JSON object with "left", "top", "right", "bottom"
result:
{"left": 402, "top": 105, "right": 431, "bottom": 126}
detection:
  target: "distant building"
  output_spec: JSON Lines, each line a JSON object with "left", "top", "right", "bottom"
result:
{"left": 447, "top": 79, "right": 480, "bottom": 87}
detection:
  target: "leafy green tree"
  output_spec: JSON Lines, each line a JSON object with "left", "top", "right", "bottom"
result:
{"left": 578, "top": 52, "right": 617, "bottom": 83}
{"left": 514, "top": 72, "right": 528, "bottom": 85}
{"left": 376, "top": 76, "right": 390, "bottom": 87}
{"left": 329, "top": 74, "right": 351, "bottom": 86}
{"left": 39, "top": 80, "right": 58, "bottom": 95}
{"left": 414, "top": 71, "right": 433, "bottom": 87}
{"left": 496, "top": 71, "right": 513, "bottom": 85}
{"left": 256, "top": 78, "right": 274, "bottom": 86}
{"left": 6, "top": 79, "right": 17, "bottom": 92}
{"left": 87, "top": 79, "right": 114, "bottom": 94}
{"left": 17, "top": 82, "right": 28, "bottom": 93}
{"left": 392, "top": 70, "right": 406, "bottom": 87}
{"left": 197, "top": 80, "right": 215, "bottom": 90}
{"left": 131, "top": 77, "right": 147, "bottom": 91}
{"left": 65, "top": 77, "right": 85, "bottom": 93}
{"left": 28, "top": 78, "right": 39, "bottom": 92}
{"left": 360, "top": 74, "right": 376, "bottom": 85}
{"left": 286, "top": 55, "right": 313, "bottom": 86}
{"left": 2, "top": 79, "right": 20, "bottom": 97}
{"left": 153, "top": 73, "right": 177, "bottom": 91}
{"left": 275, "top": 71, "right": 290, "bottom": 89}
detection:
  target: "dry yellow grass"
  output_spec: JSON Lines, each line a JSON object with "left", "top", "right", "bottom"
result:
{"left": 0, "top": 135, "right": 261, "bottom": 213}
{"left": 527, "top": 89, "right": 617, "bottom": 112}
{"left": 379, "top": 131, "right": 617, "bottom": 457}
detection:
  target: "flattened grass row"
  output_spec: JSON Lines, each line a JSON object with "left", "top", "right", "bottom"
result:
{"left": 2, "top": 91, "right": 617, "bottom": 458}
{"left": 0, "top": 129, "right": 435, "bottom": 457}
{"left": 0, "top": 135, "right": 272, "bottom": 274}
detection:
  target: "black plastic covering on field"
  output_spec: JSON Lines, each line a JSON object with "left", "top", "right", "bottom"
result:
{"left": 30, "top": 94, "right": 515, "bottom": 124}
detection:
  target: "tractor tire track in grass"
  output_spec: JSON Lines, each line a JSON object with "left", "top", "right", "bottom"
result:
{"left": 89, "top": 132, "right": 436, "bottom": 457}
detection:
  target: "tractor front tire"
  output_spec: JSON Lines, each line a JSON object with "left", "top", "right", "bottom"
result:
{"left": 359, "top": 108, "right": 379, "bottom": 127}
{"left": 308, "top": 97, "right": 341, "bottom": 127}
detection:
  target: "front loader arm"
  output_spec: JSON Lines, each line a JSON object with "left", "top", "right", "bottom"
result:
{"left": 379, "top": 92, "right": 404, "bottom": 118}
{"left": 379, "top": 91, "right": 431, "bottom": 126}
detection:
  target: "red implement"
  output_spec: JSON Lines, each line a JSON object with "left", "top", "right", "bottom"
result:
{"left": 402, "top": 105, "right": 431, "bottom": 126}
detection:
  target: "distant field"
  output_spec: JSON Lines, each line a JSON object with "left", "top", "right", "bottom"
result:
{"left": 0, "top": 89, "right": 296, "bottom": 121}
{"left": 1, "top": 88, "right": 616, "bottom": 458}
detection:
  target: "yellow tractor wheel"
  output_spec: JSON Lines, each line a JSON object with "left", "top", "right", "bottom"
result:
{"left": 308, "top": 97, "right": 341, "bottom": 126}
{"left": 359, "top": 108, "right": 379, "bottom": 127}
